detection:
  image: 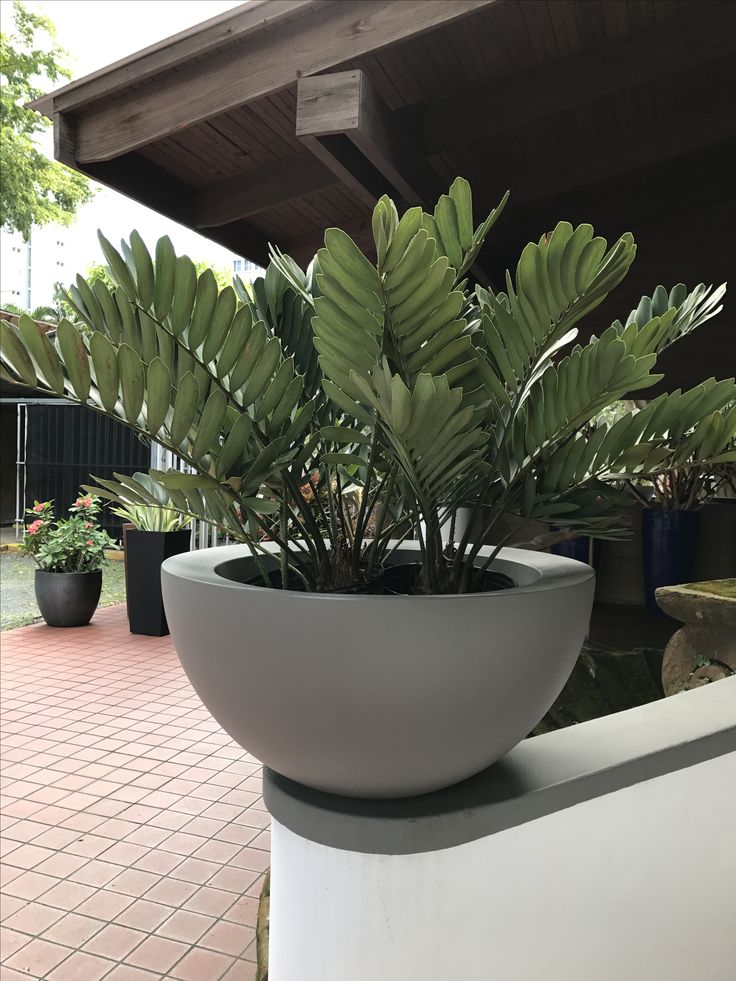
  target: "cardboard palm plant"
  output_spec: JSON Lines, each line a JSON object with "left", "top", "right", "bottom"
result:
{"left": 1, "top": 181, "right": 733, "bottom": 594}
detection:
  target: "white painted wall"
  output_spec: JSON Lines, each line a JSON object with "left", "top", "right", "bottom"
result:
{"left": 270, "top": 750, "right": 736, "bottom": 981}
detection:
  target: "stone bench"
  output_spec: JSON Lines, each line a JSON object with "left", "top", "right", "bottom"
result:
{"left": 657, "top": 579, "right": 736, "bottom": 695}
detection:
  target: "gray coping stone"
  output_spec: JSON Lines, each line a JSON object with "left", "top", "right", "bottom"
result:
{"left": 263, "top": 676, "right": 736, "bottom": 855}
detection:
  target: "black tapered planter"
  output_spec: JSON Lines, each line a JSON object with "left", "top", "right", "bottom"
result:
{"left": 124, "top": 529, "right": 191, "bottom": 636}
{"left": 35, "top": 569, "right": 102, "bottom": 627}
{"left": 642, "top": 508, "right": 700, "bottom": 615}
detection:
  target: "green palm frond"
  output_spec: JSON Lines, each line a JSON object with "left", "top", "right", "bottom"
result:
{"left": 2, "top": 179, "right": 733, "bottom": 593}
{"left": 612, "top": 282, "right": 726, "bottom": 354}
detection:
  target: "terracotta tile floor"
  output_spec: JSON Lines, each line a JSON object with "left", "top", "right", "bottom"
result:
{"left": 0, "top": 605, "right": 268, "bottom": 980}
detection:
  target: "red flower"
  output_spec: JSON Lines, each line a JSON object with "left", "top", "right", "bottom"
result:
{"left": 84, "top": 522, "right": 93, "bottom": 529}
{"left": 86, "top": 539, "right": 94, "bottom": 546}
{"left": 75, "top": 496, "right": 93, "bottom": 509}
{"left": 27, "top": 519, "right": 44, "bottom": 535}
{"left": 32, "top": 502, "right": 45, "bottom": 513}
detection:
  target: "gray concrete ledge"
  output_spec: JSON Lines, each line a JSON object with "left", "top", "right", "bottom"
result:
{"left": 263, "top": 676, "right": 736, "bottom": 855}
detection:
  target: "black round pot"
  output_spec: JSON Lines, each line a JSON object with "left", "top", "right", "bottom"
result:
{"left": 34, "top": 569, "right": 102, "bottom": 627}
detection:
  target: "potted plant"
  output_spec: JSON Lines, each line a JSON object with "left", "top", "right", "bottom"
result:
{"left": 18, "top": 495, "right": 117, "bottom": 627}
{"left": 627, "top": 446, "right": 735, "bottom": 613}
{"left": 111, "top": 483, "right": 191, "bottom": 636}
{"left": 2, "top": 182, "right": 734, "bottom": 798}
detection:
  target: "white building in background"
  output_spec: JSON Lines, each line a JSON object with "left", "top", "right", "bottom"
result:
{"left": 0, "top": 225, "right": 71, "bottom": 312}
{"left": 1, "top": 183, "right": 264, "bottom": 316}
{"left": 232, "top": 257, "right": 262, "bottom": 284}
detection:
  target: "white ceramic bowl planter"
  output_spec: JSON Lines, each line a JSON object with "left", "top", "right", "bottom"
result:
{"left": 162, "top": 542, "right": 594, "bottom": 799}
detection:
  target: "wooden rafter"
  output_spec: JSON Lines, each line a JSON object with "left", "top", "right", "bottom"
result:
{"left": 195, "top": 151, "right": 338, "bottom": 228}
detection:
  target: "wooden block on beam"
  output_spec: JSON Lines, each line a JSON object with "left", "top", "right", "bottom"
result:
{"left": 296, "top": 72, "right": 363, "bottom": 139}
{"left": 297, "top": 70, "right": 441, "bottom": 207}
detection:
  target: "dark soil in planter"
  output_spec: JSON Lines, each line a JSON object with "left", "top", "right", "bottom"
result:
{"left": 382, "top": 562, "right": 515, "bottom": 595}
{"left": 245, "top": 565, "right": 385, "bottom": 595}
{"left": 243, "top": 562, "right": 515, "bottom": 595}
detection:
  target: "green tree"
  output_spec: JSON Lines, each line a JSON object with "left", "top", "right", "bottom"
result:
{"left": 0, "top": 1, "right": 93, "bottom": 239}
{"left": 52, "top": 260, "right": 233, "bottom": 324}
{"left": 195, "top": 260, "right": 232, "bottom": 292}
{"left": 82, "top": 259, "right": 232, "bottom": 291}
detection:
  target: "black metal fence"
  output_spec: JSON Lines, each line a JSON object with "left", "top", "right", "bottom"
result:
{"left": 24, "top": 404, "right": 150, "bottom": 540}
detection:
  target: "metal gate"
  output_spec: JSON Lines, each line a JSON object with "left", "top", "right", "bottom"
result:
{"left": 11, "top": 401, "right": 226, "bottom": 549}
{"left": 17, "top": 401, "right": 150, "bottom": 539}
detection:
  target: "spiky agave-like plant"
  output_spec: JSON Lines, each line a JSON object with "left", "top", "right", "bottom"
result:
{"left": 1, "top": 180, "right": 734, "bottom": 593}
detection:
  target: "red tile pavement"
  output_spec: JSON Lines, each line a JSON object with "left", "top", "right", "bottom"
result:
{"left": 0, "top": 605, "right": 265, "bottom": 979}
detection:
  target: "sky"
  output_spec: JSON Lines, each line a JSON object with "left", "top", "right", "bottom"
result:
{"left": 2, "top": 0, "right": 246, "bottom": 277}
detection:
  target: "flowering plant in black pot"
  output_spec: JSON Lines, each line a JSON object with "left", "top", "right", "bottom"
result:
{"left": 18, "top": 494, "right": 117, "bottom": 627}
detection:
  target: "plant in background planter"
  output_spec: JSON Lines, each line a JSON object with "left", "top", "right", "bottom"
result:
{"left": 2, "top": 181, "right": 734, "bottom": 797}
{"left": 18, "top": 495, "right": 117, "bottom": 627}
{"left": 111, "top": 482, "right": 192, "bottom": 637}
{"left": 625, "top": 424, "right": 735, "bottom": 613}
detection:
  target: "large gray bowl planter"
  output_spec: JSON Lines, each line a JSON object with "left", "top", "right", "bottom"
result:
{"left": 161, "top": 543, "right": 595, "bottom": 799}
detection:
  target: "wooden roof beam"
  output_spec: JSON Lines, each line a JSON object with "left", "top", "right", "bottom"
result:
{"left": 296, "top": 70, "right": 441, "bottom": 208}
{"left": 57, "top": 1, "right": 495, "bottom": 164}
{"left": 423, "top": 1, "right": 736, "bottom": 155}
{"left": 194, "top": 151, "right": 339, "bottom": 228}
{"left": 35, "top": 2, "right": 332, "bottom": 116}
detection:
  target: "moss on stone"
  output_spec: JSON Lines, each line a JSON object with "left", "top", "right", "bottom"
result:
{"left": 681, "top": 579, "right": 736, "bottom": 599}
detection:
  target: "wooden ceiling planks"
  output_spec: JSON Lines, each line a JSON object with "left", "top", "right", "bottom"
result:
{"left": 546, "top": 0, "right": 584, "bottom": 54}
{"left": 138, "top": 140, "right": 210, "bottom": 189}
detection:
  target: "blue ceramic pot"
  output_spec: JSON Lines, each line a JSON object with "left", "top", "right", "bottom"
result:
{"left": 642, "top": 509, "right": 700, "bottom": 614}
{"left": 551, "top": 536, "right": 592, "bottom": 564}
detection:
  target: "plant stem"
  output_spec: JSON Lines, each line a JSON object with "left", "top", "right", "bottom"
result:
{"left": 352, "top": 424, "right": 379, "bottom": 574}
{"left": 279, "top": 481, "right": 289, "bottom": 590}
